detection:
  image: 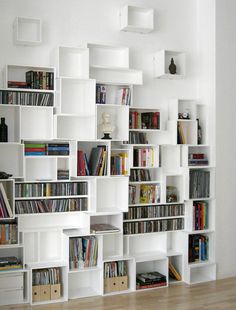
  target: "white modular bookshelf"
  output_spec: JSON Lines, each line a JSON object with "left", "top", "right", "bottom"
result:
{"left": 0, "top": 36, "right": 215, "bottom": 306}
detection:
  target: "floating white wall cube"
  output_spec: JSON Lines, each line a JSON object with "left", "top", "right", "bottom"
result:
{"left": 120, "top": 5, "right": 154, "bottom": 34}
{"left": 154, "top": 50, "right": 186, "bottom": 79}
{"left": 13, "top": 17, "right": 42, "bottom": 45}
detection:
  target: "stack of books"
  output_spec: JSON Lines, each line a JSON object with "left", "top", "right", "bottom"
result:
{"left": 69, "top": 236, "right": 98, "bottom": 269}
{"left": 57, "top": 169, "right": 69, "bottom": 180}
{"left": 136, "top": 271, "right": 166, "bottom": 290}
{"left": 24, "top": 143, "right": 46, "bottom": 156}
{"left": 188, "top": 153, "right": 209, "bottom": 166}
{"left": 47, "top": 143, "right": 69, "bottom": 156}
{"left": 0, "top": 256, "right": 22, "bottom": 271}
{"left": 189, "top": 234, "right": 209, "bottom": 263}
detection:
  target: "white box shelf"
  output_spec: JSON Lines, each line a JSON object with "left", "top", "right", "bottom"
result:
{"left": 120, "top": 5, "right": 154, "bottom": 34}
{"left": 102, "top": 233, "right": 123, "bottom": 260}
{"left": 0, "top": 143, "right": 24, "bottom": 178}
{"left": 53, "top": 47, "right": 89, "bottom": 78}
{"left": 96, "top": 104, "right": 129, "bottom": 141}
{"left": 88, "top": 43, "right": 129, "bottom": 69}
{"left": 57, "top": 78, "right": 95, "bottom": 115}
{"left": 13, "top": 17, "right": 42, "bottom": 46}
{"left": 0, "top": 105, "right": 20, "bottom": 143}
{"left": 153, "top": 50, "right": 186, "bottom": 79}
{"left": 90, "top": 67, "right": 143, "bottom": 85}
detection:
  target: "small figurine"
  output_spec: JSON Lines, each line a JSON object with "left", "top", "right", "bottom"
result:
{"left": 100, "top": 112, "right": 115, "bottom": 140}
{"left": 169, "top": 58, "right": 177, "bottom": 74}
{"left": 0, "top": 172, "right": 12, "bottom": 179}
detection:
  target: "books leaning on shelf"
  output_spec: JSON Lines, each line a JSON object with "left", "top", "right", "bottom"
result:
{"left": 177, "top": 122, "right": 186, "bottom": 144}
{"left": 0, "top": 183, "right": 13, "bottom": 218}
{"left": 133, "top": 148, "right": 155, "bottom": 167}
{"left": 123, "top": 218, "right": 184, "bottom": 235}
{"left": 124, "top": 204, "right": 184, "bottom": 220}
{"left": 188, "top": 153, "right": 209, "bottom": 166}
{"left": 0, "top": 256, "right": 22, "bottom": 271}
{"left": 128, "top": 132, "right": 148, "bottom": 144}
{"left": 130, "top": 169, "right": 151, "bottom": 182}
{"left": 189, "top": 170, "right": 210, "bottom": 199}
{"left": 130, "top": 111, "right": 160, "bottom": 129}
{"left": 77, "top": 146, "right": 107, "bottom": 176}
{"left": 0, "top": 90, "right": 54, "bottom": 106}
{"left": 129, "top": 184, "right": 160, "bottom": 205}
{"left": 90, "top": 223, "right": 120, "bottom": 234}
{"left": 136, "top": 271, "right": 167, "bottom": 290}
{"left": 69, "top": 236, "right": 98, "bottom": 269}
{"left": 193, "top": 201, "right": 208, "bottom": 231}
{"left": 15, "top": 198, "right": 88, "bottom": 214}
{"left": 15, "top": 181, "right": 88, "bottom": 198}
{"left": 24, "top": 142, "right": 70, "bottom": 156}
{"left": 0, "top": 220, "right": 17, "bottom": 245}
{"left": 189, "top": 234, "right": 209, "bottom": 263}
{"left": 169, "top": 261, "right": 181, "bottom": 281}
{"left": 110, "top": 151, "right": 128, "bottom": 175}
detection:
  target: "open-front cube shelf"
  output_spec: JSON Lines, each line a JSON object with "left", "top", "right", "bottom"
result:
{"left": 120, "top": 5, "right": 154, "bottom": 34}
{"left": 54, "top": 46, "right": 89, "bottom": 79}
{"left": 97, "top": 104, "right": 129, "bottom": 141}
{"left": 88, "top": 43, "right": 129, "bottom": 69}
{"left": 0, "top": 143, "right": 24, "bottom": 178}
{"left": 13, "top": 17, "right": 42, "bottom": 46}
{"left": 57, "top": 78, "right": 95, "bottom": 115}
{"left": 0, "top": 179, "right": 15, "bottom": 219}
{"left": 153, "top": 50, "right": 186, "bottom": 79}
{"left": 0, "top": 105, "right": 20, "bottom": 143}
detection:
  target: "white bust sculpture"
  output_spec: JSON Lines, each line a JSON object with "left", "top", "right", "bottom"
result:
{"left": 100, "top": 112, "right": 115, "bottom": 139}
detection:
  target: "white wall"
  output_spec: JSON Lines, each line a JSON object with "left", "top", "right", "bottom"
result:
{"left": 0, "top": 0, "right": 198, "bottom": 111}
{"left": 215, "top": 0, "right": 236, "bottom": 279}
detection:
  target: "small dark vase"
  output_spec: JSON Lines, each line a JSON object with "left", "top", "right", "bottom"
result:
{"left": 169, "top": 58, "right": 177, "bottom": 74}
{"left": 0, "top": 117, "right": 8, "bottom": 142}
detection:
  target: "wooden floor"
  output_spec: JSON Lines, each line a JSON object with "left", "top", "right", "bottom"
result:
{"left": 2, "top": 278, "right": 236, "bottom": 310}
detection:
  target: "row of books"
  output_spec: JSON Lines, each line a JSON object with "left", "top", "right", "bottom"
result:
{"left": 129, "top": 111, "right": 160, "bottom": 130}
{"left": 77, "top": 146, "right": 107, "bottom": 176}
{"left": 124, "top": 204, "right": 184, "bottom": 220}
{"left": 15, "top": 198, "right": 88, "bottom": 214}
{"left": 193, "top": 201, "right": 209, "bottom": 231}
{"left": 110, "top": 152, "right": 128, "bottom": 175}
{"left": 189, "top": 234, "right": 209, "bottom": 263}
{"left": 128, "top": 132, "right": 148, "bottom": 144}
{"left": 104, "top": 261, "right": 127, "bottom": 278}
{"left": 0, "top": 256, "right": 22, "bottom": 271}
{"left": 15, "top": 182, "right": 88, "bottom": 198}
{"left": 26, "top": 70, "right": 54, "bottom": 90}
{"left": 0, "top": 90, "right": 54, "bottom": 106}
{"left": 69, "top": 236, "right": 98, "bottom": 269}
{"left": 32, "top": 268, "right": 61, "bottom": 286}
{"left": 189, "top": 170, "right": 210, "bottom": 198}
{"left": 188, "top": 153, "right": 209, "bottom": 166}
{"left": 0, "top": 221, "right": 18, "bottom": 245}
{"left": 133, "top": 148, "right": 155, "bottom": 167}
{"left": 130, "top": 169, "right": 151, "bottom": 182}
{"left": 24, "top": 143, "right": 69, "bottom": 156}
{"left": 129, "top": 184, "right": 161, "bottom": 204}
{"left": 123, "top": 218, "right": 184, "bottom": 235}
{"left": 96, "top": 85, "right": 131, "bottom": 105}
{"left": 0, "top": 183, "right": 13, "bottom": 218}
{"left": 136, "top": 271, "right": 166, "bottom": 290}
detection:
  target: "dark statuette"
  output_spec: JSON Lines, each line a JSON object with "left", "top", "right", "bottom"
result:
{"left": 169, "top": 58, "right": 177, "bottom": 74}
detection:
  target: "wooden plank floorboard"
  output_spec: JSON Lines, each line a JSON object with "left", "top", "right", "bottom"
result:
{"left": 1, "top": 278, "right": 236, "bottom": 310}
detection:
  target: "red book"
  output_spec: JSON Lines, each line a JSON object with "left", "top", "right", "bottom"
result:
{"left": 77, "top": 150, "right": 86, "bottom": 176}
{"left": 25, "top": 148, "right": 46, "bottom": 152}
{"left": 136, "top": 282, "right": 167, "bottom": 290}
